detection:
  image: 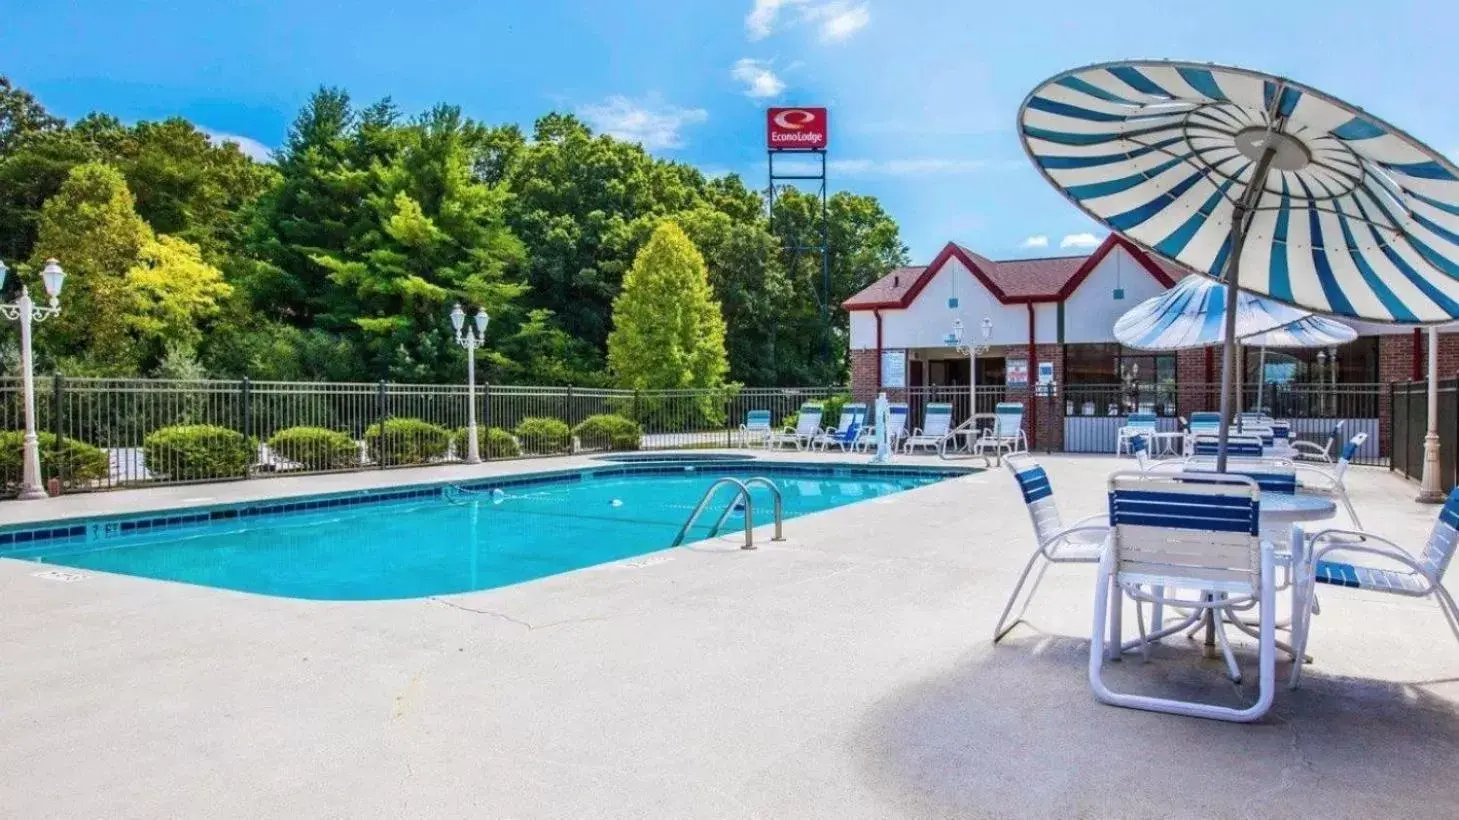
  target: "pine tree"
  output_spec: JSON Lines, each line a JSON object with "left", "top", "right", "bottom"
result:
{"left": 607, "top": 222, "right": 729, "bottom": 397}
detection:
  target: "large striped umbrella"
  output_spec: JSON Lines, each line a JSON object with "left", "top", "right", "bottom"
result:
{"left": 1019, "top": 60, "right": 1459, "bottom": 468}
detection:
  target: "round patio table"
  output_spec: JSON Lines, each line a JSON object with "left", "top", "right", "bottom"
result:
{"left": 1259, "top": 493, "right": 1337, "bottom": 527}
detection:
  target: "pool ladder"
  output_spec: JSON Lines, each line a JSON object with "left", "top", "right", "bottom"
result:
{"left": 672, "top": 477, "right": 784, "bottom": 550}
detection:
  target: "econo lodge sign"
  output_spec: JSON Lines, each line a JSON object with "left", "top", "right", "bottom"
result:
{"left": 767, "top": 107, "right": 828, "bottom": 150}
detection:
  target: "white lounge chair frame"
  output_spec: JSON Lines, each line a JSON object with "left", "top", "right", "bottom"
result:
{"left": 973, "top": 402, "right": 1028, "bottom": 462}
{"left": 765, "top": 403, "right": 823, "bottom": 450}
{"left": 904, "top": 403, "right": 954, "bottom": 454}
{"left": 739, "top": 410, "right": 772, "bottom": 448}
{"left": 1289, "top": 420, "right": 1345, "bottom": 463}
{"left": 1290, "top": 485, "right": 1459, "bottom": 689}
{"left": 1291, "top": 432, "right": 1367, "bottom": 528}
{"left": 814, "top": 403, "right": 867, "bottom": 451}
{"left": 857, "top": 403, "right": 909, "bottom": 451}
{"left": 1090, "top": 471, "right": 1277, "bottom": 723}
{"left": 993, "top": 453, "right": 1109, "bottom": 643}
{"left": 1116, "top": 412, "right": 1158, "bottom": 456}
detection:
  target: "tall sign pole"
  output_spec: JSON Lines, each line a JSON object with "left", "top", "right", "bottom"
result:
{"left": 766, "top": 107, "right": 831, "bottom": 372}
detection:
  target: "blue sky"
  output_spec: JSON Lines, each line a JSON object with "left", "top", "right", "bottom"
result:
{"left": 4, "top": 0, "right": 1459, "bottom": 262}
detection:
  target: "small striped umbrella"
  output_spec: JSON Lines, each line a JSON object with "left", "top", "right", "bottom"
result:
{"left": 1114, "top": 273, "right": 1311, "bottom": 350}
{"left": 1019, "top": 60, "right": 1459, "bottom": 468}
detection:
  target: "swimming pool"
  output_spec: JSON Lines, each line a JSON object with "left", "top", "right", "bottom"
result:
{"left": 1, "top": 463, "right": 968, "bottom": 600}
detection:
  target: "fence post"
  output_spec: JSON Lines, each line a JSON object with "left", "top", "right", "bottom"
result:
{"left": 566, "top": 383, "right": 575, "bottom": 428}
{"left": 376, "top": 379, "right": 388, "bottom": 469}
{"left": 240, "top": 377, "right": 252, "bottom": 479}
{"left": 482, "top": 382, "right": 492, "bottom": 460}
{"left": 633, "top": 389, "right": 641, "bottom": 421}
{"left": 51, "top": 372, "right": 63, "bottom": 489}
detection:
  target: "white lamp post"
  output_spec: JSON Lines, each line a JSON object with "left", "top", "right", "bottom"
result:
{"left": 450, "top": 303, "right": 489, "bottom": 464}
{"left": 950, "top": 317, "right": 993, "bottom": 418}
{"left": 1420, "top": 326, "right": 1444, "bottom": 503}
{"left": 0, "top": 258, "right": 66, "bottom": 500}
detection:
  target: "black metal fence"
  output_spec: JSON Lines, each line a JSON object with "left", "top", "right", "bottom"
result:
{"left": 0, "top": 377, "right": 853, "bottom": 496}
{"left": 1054, "top": 382, "right": 1386, "bottom": 465}
{"left": 1392, "top": 378, "right": 1458, "bottom": 489}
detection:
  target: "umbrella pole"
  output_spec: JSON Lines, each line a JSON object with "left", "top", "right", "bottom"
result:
{"left": 1256, "top": 346, "right": 1266, "bottom": 412}
{"left": 1216, "top": 145, "right": 1281, "bottom": 473}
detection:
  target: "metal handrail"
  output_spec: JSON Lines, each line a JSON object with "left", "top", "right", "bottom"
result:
{"left": 672, "top": 476, "right": 785, "bottom": 550}
{"left": 706, "top": 476, "right": 784, "bottom": 543}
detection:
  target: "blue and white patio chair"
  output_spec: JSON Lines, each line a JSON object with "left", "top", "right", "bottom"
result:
{"left": 1238, "top": 411, "right": 1274, "bottom": 430}
{"left": 766, "top": 403, "right": 823, "bottom": 450}
{"left": 973, "top": 402, "right": 1028, "bottom": 461}
{"left": 993, "top": 453, "right": 1109, "bottom": 643}
{"left": 857, "top": 402, "right": 909, "bottom": 451}
{"left": 904, "top": 403, "right": 954, "bottom": 454}
{"left": 1189, "top": 434, "right": 1265, "bottom": 459}
{"left": 1090, "top": 472, "right": 1278, "bottom": 723}
{"left": 1183, "top": 411, "right": 1223, "bottom": 454}
{"left": 739, "top": 410, "right": 772, "bottom": 447}
{"left": 1116, "top": 412, "right": 1158, "bottom": 457}
{"left": 814, "top": 403, "right": 867, "bottom": 451}
{"left": 1289, "top": 420, "right": 1346, "bottom": 463}
{"left": 1292, "top": 432, "right": 1368, "bottom": 529}
{"left": 1289, "top": 486, "right": 1459, "bottom": 689}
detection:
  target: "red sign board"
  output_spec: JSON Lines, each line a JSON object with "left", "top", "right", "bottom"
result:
{"left": 767, "top": 107, "right": 828, "bottom": 150}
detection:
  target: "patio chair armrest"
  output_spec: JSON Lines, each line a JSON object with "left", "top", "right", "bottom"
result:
{"left": 1306, "top": 529, "right": 1427, "bottom": 574}
{"left": 1039, "top": 524, "right": 1110, "bottom": 556}
{"left": 1068, "top": 512, "right": 1110, "bottom": 527}
{"left": 1288, "top": 440, "right": 1328, "bottom": 454}
{"left": 1291, "top": 463, "right": 1338, "bottom": 486}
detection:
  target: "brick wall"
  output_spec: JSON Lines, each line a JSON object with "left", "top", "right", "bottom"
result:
{"left": 1377, "top": 333, "right": 1417, "bottom": 457}
{"left": 850, "top": 349, "right": 880, "bottom": 404}
{"left": 1176, "top": 348, "right": 1214, "bottom": 415}
{"left": 1417, "top": 331, "right": 1459, "bottom": 380}
{"left": 1032, "top": 344, "right": 1064, "bottom": 451}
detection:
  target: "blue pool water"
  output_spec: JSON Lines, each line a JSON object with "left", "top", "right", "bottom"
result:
{"left": 2, "top": 464, "right": 963, "bottom": 600}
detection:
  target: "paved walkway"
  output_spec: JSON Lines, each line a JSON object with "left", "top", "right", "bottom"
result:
{"left": 1, "top": 452, "right": 1456, "bottom": 818}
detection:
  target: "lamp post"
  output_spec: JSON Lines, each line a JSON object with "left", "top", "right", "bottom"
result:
{"left": 1315, "top": 350, "right": 1328, "bottom": 418}
{"left": 1419, "top": 326, "right": 1444, "bottom": 503}
{"left": 950, "top": 317, "right": 993, "bottom": 419}
{"left": 0, "top": 259, "right": 66, "bottom": 500}
{"left": 450, "top": 303, "right": 489, "bottom": 464}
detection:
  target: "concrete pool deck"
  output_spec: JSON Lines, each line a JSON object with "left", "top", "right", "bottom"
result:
{"left": 2, "top": 451, "right": 1457, "bottom": 818}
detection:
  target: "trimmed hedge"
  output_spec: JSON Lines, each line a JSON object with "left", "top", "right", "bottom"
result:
{"left": 451, "top": 426, "right": 521, "bottom": 459}
{"left": 572, "top": 414, "right": 642, "bottom": 452}
{"left": 364, "top": 417, "right": 451, "bottom": 466}
{"left": 267, "top": 426, "right": 360, "bottom": 470}
{"left": 514, "top": 417, "right": 572, "bottom": 455}
{"left": 0, "top": 431, "right": 108, "bottom": 491}
{"left": 143, "top": 424, "right": 254, "bottom": 480}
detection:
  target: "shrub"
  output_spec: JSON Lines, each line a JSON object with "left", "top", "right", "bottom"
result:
{"left": 572, "top": 414, "right": 643, "bottom": 452}
{"left": 143, "top": 424, "right": 254, "bottom": 480}
{"left": 363, "top": 417, "right": 451, "bottom": 466}
{"left": 451, "top": 426, "right": 521, "bottom": 459}
{"left": 513, "top": 417, "right": 572, "bottom": 454}
{"left": 266, "top": 426, "right": 360, "bottom": 471}
{"left": 0, "top": 431, "right": 109, "bottom": 491}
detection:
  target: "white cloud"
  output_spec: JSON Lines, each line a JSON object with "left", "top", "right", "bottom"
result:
{"left": 804, "top": 1, "right": 870, "bottom": 42}
{"left": 200, "top": 128, "right": 274, "bottom": 163}
{"left": 731, "top": 58, "right": 786, "bottom": 99}
{"left": 1020, "top": 235, "right": 1050, "bottom": 249}
{"left": 1059, "top": 232, "right": 1101, "bottom": 249}
{"left": 577, "top": 95, "right": 708, "bottom": 150}
{"left": 745, "top": 0, "right": 869, "bottom": 43}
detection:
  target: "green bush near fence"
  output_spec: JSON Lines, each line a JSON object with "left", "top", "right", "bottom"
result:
{"left": 142, "top": 424, "right": 255, "bottom": 480}
{"left": 266, "top": 426, "right": 360, "bottom": 470}
{"left": 572, "top": 414, "right": 643, "bottom": 452}
{"left": 364, "top": 418, "right": 451, "bottom": 466}
{"left": 514, "top": 417, "right": 572, "bottom": 454}
{"left": 451, "top": 426, "right": 521, "bottom": 459}
{"left": 0, "top": 431, "right": 109, "bottom": 491}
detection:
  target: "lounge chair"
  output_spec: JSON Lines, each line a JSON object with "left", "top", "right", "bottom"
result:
{"left": 813, "top": 403, "right": 867, "bottom": 451}
{"left": 1289, "top": 420, "right": 1346, "bottom": 463}
{"left": 1188, "top": 433, "right": 1264, "bottom": 459}
{"left": 973, "top": 402, "right": 1028, "bottom": 461}
{"left": 1183, "top": 411, "right": 1223, "bottom": 453}
{"left": 1292, "top": 432, "right": 1367, "bottom": 528}
{"left": 858, "top": 402, "right": 909, "bottom": 452}
{"left": 1116, "top": 412, "right": 1158, "bottom": 457}
{"left": 766, "top": 403, "right": 823, "bottom": 450}
{"left": 993, "top": 453, "right": 1109, "bottom": 643}
{"left": 1290, "top": 486, "right": 1459, "bottom": 689}
{"left": 1090, "top": 471, "right": 1277, "bottom": 722}
{"left": 739, "top": 410, "right": 772, "bottom": 448}
{"left": 904, "top": 403, "right": 953, "bottom": 454}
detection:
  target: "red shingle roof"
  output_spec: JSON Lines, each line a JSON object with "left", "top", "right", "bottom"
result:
{"left": 842, "top": 234, "right": 1180, "bottom": 310}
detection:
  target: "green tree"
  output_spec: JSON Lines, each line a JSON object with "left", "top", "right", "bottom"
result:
{"left": 124, "top": 234, "right": 233, "bottom": 359}
{"left": 0, "top": 75, "right": 63, "bottom": 156}
{"left": 31, "top": 162, "right": 152, "bottom": 367}
{"left": 607, "top": 222, "right": 728, "bottom": 392}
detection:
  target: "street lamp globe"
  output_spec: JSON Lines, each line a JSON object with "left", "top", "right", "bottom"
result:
{"left": 450, "top": 302, "right": 466, "bottom": 334}
{"left": 474, "top": 308, "right": 489, "bottom": 336}
{"left": 979, "top": 316, "right": 992, "bottom": 341}
{"left": 0, "top": 259, "right": 8, "bottom": 290}
{"left": 40, "top": 258, "right": 64, "bottom": 305}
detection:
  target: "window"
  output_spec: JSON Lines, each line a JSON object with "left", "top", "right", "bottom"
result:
{"left": 1064, "top": 344, "right": 1176, "bottom": 387}
{"left": 1244, "top": 337, "right": 1379, "bottom": 385}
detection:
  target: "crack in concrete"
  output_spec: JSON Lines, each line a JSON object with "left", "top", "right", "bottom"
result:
{"left": 427, "top": 597, "right": 539, "bottom": 629}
